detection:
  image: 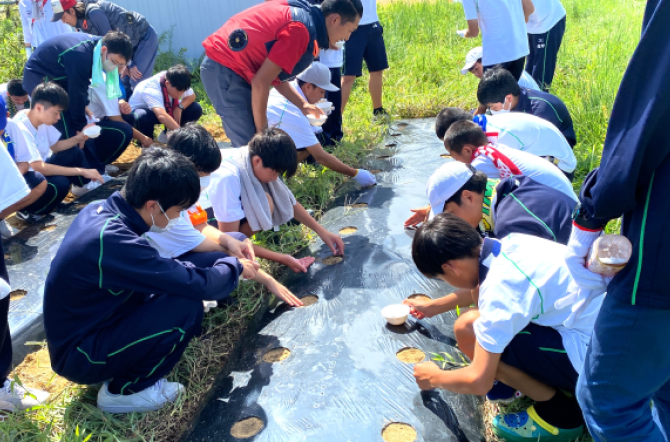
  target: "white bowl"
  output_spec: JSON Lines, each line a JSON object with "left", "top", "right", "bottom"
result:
{"left": 84, "top": 125, "right": 101, "bottom": 138}
{"left": 381, "top": 304, "right": 410, "bottom": 326}
{"left": 316, "top": 101, "right": 333, "bottom": 111}
{"left": 307, "top": 114, "right": 328, "bottom": 126}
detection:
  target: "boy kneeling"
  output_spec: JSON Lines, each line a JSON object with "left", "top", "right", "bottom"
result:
{"left": 44, "top": 149, "right": 257, "bottom": 413}
{"left": 410, "top": 213, "right": 602, "bottom": 441}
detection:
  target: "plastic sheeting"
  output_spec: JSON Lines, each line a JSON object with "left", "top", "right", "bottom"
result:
{"left": 185, "top": 120, "right": 485, "bottom": 441}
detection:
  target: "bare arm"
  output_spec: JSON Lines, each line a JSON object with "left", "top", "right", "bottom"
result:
{"left": 50, "top": 130, "right": 90, "bottom": 153}
{"left": 465, "top": 19, "right": 479, "bottom": 38}
{"left": 404, "top": 288, "right": 476, "bottom": 318}
{"left": 31, "top": 160, "right": 103, "bottom": 182}
{"left": 274, "top": 81, "right": 309, "bottom": 112}
{"left": 251, "top": 58, "right": 284, "bottom": 133}
{"left": 152, "top": 107, "right": 181, "bottom": 131}
{"left": 16, "top": 162, "right": 29, "bottom": 175}
{"left": 304, "top": 143, "right": 357, "bottom": 177}
{"left": 522, "top": 0, "right": 535, "bottom": 22}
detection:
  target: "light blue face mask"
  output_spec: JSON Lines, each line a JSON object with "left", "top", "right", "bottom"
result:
{"left": 200, "top": 176, "right": 212, "bottom": 193}
{"left": 149, "top": 204, "right": 179, "bottom": 233}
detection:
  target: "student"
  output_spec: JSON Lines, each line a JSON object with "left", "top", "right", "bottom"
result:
{"left": 340, "top": 0, "right": 389, "bottom": 118}
{"left": 477, "top": 68, "right": 577, "bottom": 147}
{"left": 411, "top": 213, "right": 600, "bottom": 441}
{"left": 443, "top": 120, "right": 577, "bottom": 202}
{"left": 525, "top": 0, "right": 566, "bottom": 91}
{"left": 200, "top": 0, "right": 362, "bottom": 148}
{"left": 458, "top": 0, "right": 534, "bottom": 81}
{"left": 404, "top": 162, "right": 574, "bottom": 245}
{"left": 23, "top": 31, "right": 133, "bottom": 142}
{"left": 317, "top": 47, "right": 345, "bottom": 145}
{"left": 13, "top": 83, "right": 104, "bottom": 221}
{"left": 461, "top": 47, "right": 540, "bottom": 91}
{"left": 52, "top": 0, "right": 159, "bottom": 90}
{"left": 0, "top": 145, "right": 50, "bottom": 411}
{"left": 0, "top": 80, "right": 31, "bottom": 118}
{"left": 567, "top": 1, "right": 670, "bottom": 439}
{"left": 267, "top": 62, "right": 376, "bottom": 186}
{"left": 205, "top": 128, "right": 345, "bottom": 273}
{"left": 435, "top": 107, "right": 577, "bottom": 179}
{"left": 18, "top": 0, "right": 71, "bottom": 58}
{"left": 43, "top": 149, "right": 261, "bottom": 413}
{"left": 127, "top": 65, "right": 203, "bottom": 143}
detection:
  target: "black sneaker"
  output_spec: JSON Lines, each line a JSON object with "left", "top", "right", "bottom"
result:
{"left": 15, "top": 211, "right": 46, "bottom": 225}
{"left": 373, "top": 107, "right": 392, "bottom": 124}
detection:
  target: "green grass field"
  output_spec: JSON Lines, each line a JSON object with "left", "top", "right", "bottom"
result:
{"left": 0, "top": 0, "right": 644, "bottom": 440}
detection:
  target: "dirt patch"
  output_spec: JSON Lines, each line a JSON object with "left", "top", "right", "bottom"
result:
{"left": 230, "top": 416, "right": 264, "bottom": 439}
{"left": 322, "top": 255, "right": 343, "bottom": 265}
{"left": 112, "top": 145, "right": 142, "bottom": 172}
{"left": 9, "top": 290, "right": 27, "bottom": 302}
{"left": 370, "top": 169, "right": 382, "bottom": 174}
{"left": 396, "top": 348, "right": 425, "bottom": 364}
{"left": 407, "top": 293, "right": 431, "bottom": 301}
{"left": 262, "top": 347, "right": 291, "bottom": 363}
{"left": 40, "top": 225, "right": 57, "bottom": 232}
{"left": 440, "top": 154, "right": 451, "bottom": 158}
{"left": 350, "top": 203, "right": 368, "bottom": 209}
{"left": 202, "top": 123, "right": 230, "bottom": 143}
{"left": 339, "top": 226, "right": 357, "bottom": 235}
{"left": 300, "top": 295, "right": 319, "bottom": 306}
{"left": 12, "top": 347, "right": 72, "bottom": 394}
{"left": 395, "top": 122, "right": 409, "bottom": 130}
{"left": 382, "top": 423, "right": 417, "bottom": 442}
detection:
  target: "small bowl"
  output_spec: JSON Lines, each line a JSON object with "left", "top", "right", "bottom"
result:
{"left": 316, "top": 101, "right": 333, "bottom": 111}
{"left": 84, "top": 125, "right": 101, "bottom": 138}
{"left": 307, "top": 114, "right": 328, "bottom": 126}
{"left": 381, "top": 304, "right": 410, "bottom": 326}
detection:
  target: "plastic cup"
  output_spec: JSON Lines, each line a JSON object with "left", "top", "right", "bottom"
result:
{"left": 381, "top": 304, "right": 410, "bottom": 325}
{"left": 84, "top": 125, "right": 101, "bottom": 138}
{"left": 307, "top": 115, "right": 328, "bottom": 127}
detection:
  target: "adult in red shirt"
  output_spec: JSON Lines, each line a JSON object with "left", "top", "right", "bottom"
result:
{"left": 201, "top": 0, "right": 362, "bottom": 147}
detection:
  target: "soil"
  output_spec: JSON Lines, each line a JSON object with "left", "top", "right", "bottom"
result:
{"left": 40, "top": 225, "right": 57, "bottom": 232}
{"left": 350, "top": 203, "right": 368, "bottom": 209}
{"left": 395, "top": 122, "right": 409, "bottom": 130}
{"left": 339, "top": 226, "right": 358, "bottom": 235}
{"left": 112, "top": 145, "right": 142, "bottom": 172}
{"left": 9, "top": 290, "right": 26, "bottom": 302}
{"left": 230, "top": 416, "right": 264, "bottom": 438}
{"left": 262, "top": 347, "right": 291, "bottom": 363}
{"left": 396, "top": 348, "right": 425, "bottom": 364}
{"left": 12, "top": 347, "right": 72, "bottom": 394}
{"left": 202, "top": 123, "right": 231, "bottom": 143}
{"left": 322, "top": 256, "right": 344, "bottom": 265}
{"left": 382, "top": 423, "right": 417, "bottom": 442}
{"left": 300, "top": 295, "right": 319, "bottom": 306}
{"left": 369, "top": 170, "right": 382, "bottom": 174}
{"left": 440, "top": 154, "right": 451, "bottom": 158}
{"left": 407, "top": 294, "right": 431, "bottom": 301}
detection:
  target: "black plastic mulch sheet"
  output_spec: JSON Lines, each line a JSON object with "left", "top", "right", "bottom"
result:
{"left": 185, "top": 119, "right": 485, "bottom": 442}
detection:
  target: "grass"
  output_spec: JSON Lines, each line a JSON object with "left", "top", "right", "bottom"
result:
{"left": 0, "top": 0, "right": 644, "bottom": 440}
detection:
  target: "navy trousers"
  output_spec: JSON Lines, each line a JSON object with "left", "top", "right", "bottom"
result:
{"left": 47, "top": 146, "right": 92, "bottom": 187}
{"left": 132, "top": 102, "right": 203, "bottom": 140}
{"left": 318, "top": 67, "right": 344, "bottom": 147}
{"left": 21, "top": 171, "right": 70, "bottom": 215}
{"left": 84, "top": 118, "right": 134, "bottom": 174}
{"left": 526, "top": 16, "right": 566, "bottom": 92}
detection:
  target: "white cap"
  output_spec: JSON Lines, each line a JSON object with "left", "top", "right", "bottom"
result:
{"left": 297, "top": 62, "right": 340, "bottom": 92}
{"left": 460, "top": 46, "right": 483, "bottom": 75}
{"left": 427, "top": 162, "right": 474, "bottom": 219}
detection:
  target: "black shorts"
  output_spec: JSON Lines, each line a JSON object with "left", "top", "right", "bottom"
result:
{"left": 501, "top": 322, "right": 578, "bottom": 392}
{"left": 484, "top": 56, "right": 526, "bottom": 81}
{"left": 343, "top": 21, "right": 389, "bottom": 77}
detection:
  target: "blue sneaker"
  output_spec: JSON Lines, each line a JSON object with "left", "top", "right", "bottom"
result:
{"left": 493, "top": 406, "right": 584, "bottom": 442}
{"left": 487, "top": 380, "right": 524, "bottom": 403}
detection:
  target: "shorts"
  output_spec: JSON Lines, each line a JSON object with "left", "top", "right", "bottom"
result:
{"left": 484, "top": 56, "right": 526, "bottom": 82}
{"left": 343, "top": 22, "right": 389, "bottom": 77}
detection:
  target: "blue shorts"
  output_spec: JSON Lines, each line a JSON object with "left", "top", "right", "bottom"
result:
{"left": 23, "top": 171, "right": 46, "bottom": 189}
{"left": 343, "top": 21, "right": 389, "bottom": 77}
{"left": 501, "top": 322, "right": 578, "bottom": 392}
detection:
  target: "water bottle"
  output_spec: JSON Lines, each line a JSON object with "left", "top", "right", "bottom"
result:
{"left": 587, "top": 234, "right": 633, "bottom": 277}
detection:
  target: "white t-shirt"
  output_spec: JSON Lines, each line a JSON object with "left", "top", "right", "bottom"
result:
{"left": 88, "top": 79, "right": 121, "bottom": 119}
{"left": 128, "top": 71, "right": 195, "bottom": 112}
{"left": 0, "top": 144, "right": 30, "bottom": 213}
{"left": 518, "top": 71, "right": 540, "bottom": 91}
{"left": 526, "top": 0, "right": 566, "bottom": 34}
{"left": 3, "top": 119, "right": 40, "bottom": 165}
{"left": 318, "top": 48, "right": 344, "bottom": 69}
{"left": 18, "top": 0, "right": 72, "bottom": 47}
{"left": 143, "top": 209, "right": 206, "bottom": 259}
{"left": 12, "top": 110, "right": 62, "bottom": 162}
{"left": 475, "top": 234, "right": 604, "bottom": 373}
{"left": 359, "top": 0, "right": 379, "bottom": 25}
{"left": 470, "top": 143, "right": 577, "bottom": 201}
{"left": 483, "top": 113, "right": 576, "bottom": 173}
{"left": 207, "top": 154, "right": 246, "bottom": 223}
{"left": 0, "top": 83, "right": 30, "bottom": 115}
{"left": 267, "top": 81, "right": 320, "bottom": 150}
{"left": 462, "top": 0, "right": 529, "bottom": 66}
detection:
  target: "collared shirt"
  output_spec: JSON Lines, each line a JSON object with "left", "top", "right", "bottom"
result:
{"left": 514, "top": 88, "right": 577, "bottom": 147}
{"left": 267, "top": 80, "right": 321, "bottom": 150}
{"left": 12, "top": 110, "right": 61, "bottom": 162}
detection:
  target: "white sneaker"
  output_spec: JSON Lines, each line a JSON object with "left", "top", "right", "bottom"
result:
{"left": 0, "top": 220, "right": 15, "bottom": 240}
{"left": 0, "top": 378, "right": 49, "bottom": 411}
{"left": 105, "top": 164, "right": 119, "bottom": 174}
{"left": 70, "top": 180, "right": 102, "bottom": 197}
{"left": 97, "top": 379, "right": 184, "bottom": 414}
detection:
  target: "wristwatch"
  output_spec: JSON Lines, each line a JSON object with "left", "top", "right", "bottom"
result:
{"left": 178, "top": 103, "right": 184, "bottom": 110}
{"left": 572, "top": 202, "right": 606, "bottom": 231}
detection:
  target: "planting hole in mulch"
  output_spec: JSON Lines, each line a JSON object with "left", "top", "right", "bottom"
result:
{"left": 322, "top": 255, "right": 343, "bottom": 265}
{"left": 300, "top": 295, "right": 319, "bottom": 306}
{"left": 230, "top": 416, "right": 264, "bottom": 439}
{"left": 339, "top": 226, "right": 357, "bottom": 235}
{"left": 350, "top": 203, "right": 368, "bottom": 209}
{"left": 395, "top": 122, "right": 409, "bottom": 130}
{"left": 382, "top": 422, "right": 417, "bottom": 442}
{"left": 396, "top": 347, "right": 425, "bottom": 364}
{"left": 9, "top": 290, "right": 27, "bottom": 302}
{"left": 386, "top": 142, "right": 398, "bottom": 148}
{"left": 440, "top": 154, "right": 451, "bottom": 158}
{"left": 370, "top": 169, "right": 382, "bottom": 174}
{"left": 407, "top": 293, "right": 431, "bottom": 301}
{"left": 40, "top": 224, "right": 57, "bottom": 232}
{"left": 262, "top": 347, "right": 291, "bottom": 363}
{"left": 377, "top": 155, "right": 392, "bottom": 159}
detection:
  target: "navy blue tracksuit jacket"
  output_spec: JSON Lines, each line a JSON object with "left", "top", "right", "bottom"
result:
{"left": 44, "top": 192, "right": 243, "bottom": 375}
{"left": 514, "top": 87, "right": 577, "bottom": 147}
{"left": 579, "top": 0, "right": 670, "bottom": 309}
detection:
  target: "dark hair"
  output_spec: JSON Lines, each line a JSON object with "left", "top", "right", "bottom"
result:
{"left": 477, "top": 68, "right": 520, "bottom": 105}
{"left": 322, "top": 0, "right": 364, "bottom": 24}
{"left": 31, "top": 82, "right": 69, "bottom": 111}
{"left": 167, "top": 123, "right": 221, "bottom": 173}
{"left": 249, "top": 127, "right": 298, "bottom": 178}
{"left": 166, "top": 64, "right": 192, "bottom": 91}
{"left": 435, "top": 107, "right": 471, "bottom": 140}
{"left": 72, "top": 2, "right": 86, "bottom": 19}
{"left": 7, "top": 79, "right": 27, "bottom": 97}
{"left": 445, "top": 170, "right": 488, "bottom": 207}
{"left": 444, "top": 120, "right": 488, "bottom": 155}
{"left": 412, "top": 212, "right": 482, "bottom": 278}
{"left": 102, "top": 30, "right": 133, "bottom": 62}
{"left": 124, "top": 148, "right": 200, "bottom": 210}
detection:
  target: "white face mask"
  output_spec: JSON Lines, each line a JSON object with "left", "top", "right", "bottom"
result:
{"left": 200, "top": 176, "right": 212, "bottom": 192}
{"left": 149, "top": 204, "right": 179, "bottom": 233}
{"left": 102, "top": 55, "right": 118, "bottom": 73}
{"left": 334, "top": 40, "right": 345, "bottom": 50}
{"left": 489, "top": 97, "right": 511, "bottom": 115}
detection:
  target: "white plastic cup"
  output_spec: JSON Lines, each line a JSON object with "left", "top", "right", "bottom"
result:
{"left": 83, "top": 125, "right": 102, "bottom": 138}
{"left": 381, "top": 304, "right": 410, "bottom": 326}
{"left": 307, "top": 114, "right": 328, "bottom": 127}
